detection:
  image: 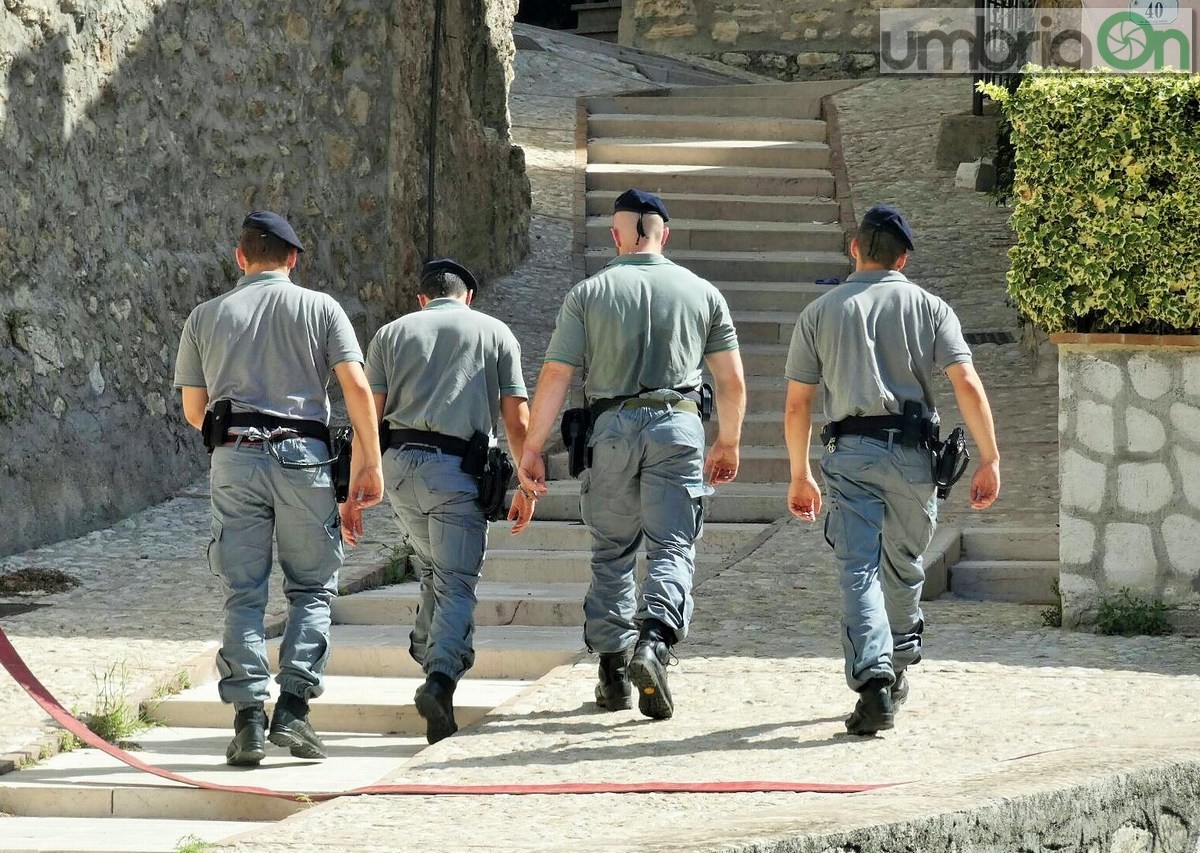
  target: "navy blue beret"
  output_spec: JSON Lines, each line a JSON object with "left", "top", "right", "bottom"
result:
{"left": 861, "top": 204, "right": 914, "bottom": 251}
{"left": 422, "top": 258, "right": 479, "bottom": 293}
{"left": 613, "top": 188, "right": 670, "bottom": 222}
{"left": 242, "top": 211, "right": 304, "bottom": 253}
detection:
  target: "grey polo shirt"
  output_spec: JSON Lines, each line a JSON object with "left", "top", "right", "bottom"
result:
{"left": 365, "top": 298, "right": 527, "bottom": 442}
{"left": 785, "top": 270, "right": 972, "bottom": 422}
{"left": 544, "top": 253, "right": 739, "bottom": 401}
{"left": 173, "top": 271, "right": 362, "bottom": 423}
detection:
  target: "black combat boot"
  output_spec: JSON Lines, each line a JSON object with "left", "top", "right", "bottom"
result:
{"left": 628, "top": 619, "right": 675, "bottom": 720}
{"left": 268, "top": 692, "right": 328, "bottom": 759}
{"left": 595, "top": 651, "right": 632, "bottom": 712}
{"left": 845, "top": 677, "right": 895, "bottom": 736}
{"left": 414, "top": 672, "right": 458, "bottom": 745}
{"left": 226, "top": 705, "right": 267, "bottom": 767}
{"left": 891, "top": 670, "right": 909, "bottom": 707}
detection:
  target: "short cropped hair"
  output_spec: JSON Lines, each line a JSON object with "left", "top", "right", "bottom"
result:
{"left": 856, "top": 223, "right": 908, "bottom": 268}
{"left": 238, "top": 228, "right": 293, "bottom": 266}
{"left": 419, "top": 271, "right": 469, "bottom": 300}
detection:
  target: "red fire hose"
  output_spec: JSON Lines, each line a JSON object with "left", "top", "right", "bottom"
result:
{"left": 0, "top": 628, "right": 899, "bottom": 801}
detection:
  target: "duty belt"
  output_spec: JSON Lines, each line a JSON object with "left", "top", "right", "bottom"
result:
{"left": 824, "top": 414, "right": 935, "bottom": 449}
{"left": 227, "top": 412, "right": 330, "bottom": 444}
{"left": 590, "top": 389, "right": 702, "bottom": 419}
{"left": 387, "top": 428, "right": 471, "bottom": 457}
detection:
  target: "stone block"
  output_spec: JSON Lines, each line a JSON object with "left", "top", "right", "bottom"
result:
{"left": 1176, "top": 446, "right": 1200, "bottom": 511}
{"left": 635, "top": 0, "right": 696, "bottom": 17}
{"left": 1126, "top": 407, "right": 1165, "bottom": 454}
{"left": 1060, "top": 513, "right": 1096, "bottom": 565}
{"left": 719, "top": 51, "right": 750, "bottom": 66}
{"left": 1116, "top": 462, "right": 1173, "bottom": 514}
{"left": 954, "top": 160, "right": 997, "bottom": 192}
{"left": 1169, "top": 402, "right": 1200, "bottom": 443}
{"left": 1162, "top": 514, "right": 1200, "bottom": 579}
{"left": 1077, "top": 356, "right": 1124, "bottom": 400}
{"left": 1058, "top": 571, "right": 1101, "bottom": 626}
{"left": 797, "top": 51, "right": 840, "bottom": 66}
{"left": 712, "top": 19, "right": 739, "bottom": 43}
{"left": 1184, "top": 358, "right": 1200, "bottom": 398}
{"left": 1076, "top": 399, "right": 1114, "bottom": 454}
{"left": 934, "top": 112, "right": 1000, "bottom": 171}
{"left": 645, "top": 22, "right": 698, "bottom": 38}
{"left": 1102, "top": 523, "right": 1158, "bottom": 592}
{"left": 1128, "top": 351, "right": 1173, "bottom": 399}
{"left": 1061, "top": 448, "right": 1106, "bottom": 513}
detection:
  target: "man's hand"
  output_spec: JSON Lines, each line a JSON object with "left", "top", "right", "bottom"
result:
{"left": 788, "top": 474, "right": 822, "bottom": 522}
{"left": 339, "top": 502, "right": 365, "bottom": 547}
{"left": 517, "top": 449, "right": 548, "bottom": 498}
{"left": 348, "top": 464, "right": 384, "bottom": 512}
{"left": 968, "top": 459, "right": 1000, "bottom": 510}
{"left": 507, "top": 489, "right": 537, "bottom": 534}
{"left": 704, "top": 439, "right": 739, "bottom": 486}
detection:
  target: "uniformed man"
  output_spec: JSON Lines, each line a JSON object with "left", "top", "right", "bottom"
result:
{"left": 517, "top": 189, "right": 746, "bottom": 721}
{"left": 783, "top": 203, "right": 1001, "bottom": 735}
{"left": 341, "top": 258, "right": 534, "bottom": 744}
{"left": 174, "top": 211, "right": 383, "bottom": 766}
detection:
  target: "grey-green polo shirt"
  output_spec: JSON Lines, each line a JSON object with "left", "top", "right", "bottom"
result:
{"left": 365, "top": 298, "right": 527, "bottom": 442}
{"left": 544, "top": 253, "right": 739, "bottom": 402}
{"left": 173, "top": 271, "right": 363, "bottom": 423}
{"left": 785, "top": 270, "right": 972, "bottom": 422}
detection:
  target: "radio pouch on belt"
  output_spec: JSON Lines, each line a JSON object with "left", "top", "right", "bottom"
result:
{"left": 202, "top": 399, "right": 233, "bottom": 454}
{"left": 931, "top": 426, "right": 970, "bottom": 500}
{"left": 699, "top": 383, "right": 714, "bottom": 422}
{"left": 330, "top": 427, "right": 353, "bottom": 504}
{"left": 901, "top": 400, "right": 924, "bottom": 448}
{"left": 378, "top": 421, "right": 392, "bottom": 456}
{"left": 560, "top": 408, "right": 594, "bottom": 478}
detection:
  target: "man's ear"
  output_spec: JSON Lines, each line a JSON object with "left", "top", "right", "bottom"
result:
{"left": 465, "top": 290, "right": 474, "bottom": 306}
{"left": 660, "top": 225, "right": 670, "bottom": 250}
{"left": 286, "top": 248, "right": 299, "bottom": 271}
{"left": 234, "top": 247, "right": 248, "bottom": 272}
{"left": 895, "top": 252, "right": 909, "bottom": 271}
{"left": 417, "top": 294, "right": 430, "bottom": 308}
{"left": 848, "top": 237, "right": 860, "bottom": 263}
{"left": 610, "top": 226, "right": 622, "bottom": 253}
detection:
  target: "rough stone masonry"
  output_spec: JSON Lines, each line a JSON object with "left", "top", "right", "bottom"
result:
{"left": 0, "top": 0, "right": 531, "bottom": 558}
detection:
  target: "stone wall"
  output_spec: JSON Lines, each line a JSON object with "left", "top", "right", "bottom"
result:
{"left": 0, "top": 0, "right": 530, "bottom": 557}
{"left": 1058, "top": 344, "right": 1200, "bottom": 631}
{"left": 619, "top": 0, "right": 924, "bottom": 79}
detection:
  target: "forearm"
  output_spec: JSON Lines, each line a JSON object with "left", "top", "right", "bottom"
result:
{"left": 501, "top": 398, "right": 531, "bottom": 462}
{"left": 952, "top": 372, "right": 1000, "bottom": 464}
{"left": 343, "top": 384, "right": 382, "bottom": 469}
{"left": 524, "top": 362, "right": 575, "bottom": 454}
{"left": 714, "top": 374, "right": 745, "bottom": 445}
{"left": 784, "top": 397, "right": 814, "bottom": 480}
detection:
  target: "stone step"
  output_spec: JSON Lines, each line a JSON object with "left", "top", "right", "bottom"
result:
{"left": 588, "top": 113, "right": 828, "bottom": 142}
{"left": 573, "top": 2, "right": 620, "bottom": 34}
{"left": 585, "top": 249, "right": 847, "bottom": 282}
{"left": 585, "top": 219, "right": 843, "bottom": 254}
{"left": 734, "top": 342, "right": 790, "bottom": 374}
{"left": 335, "top": 581, "right": 589, "bottom": 627}
{"left": 268, "top": 625, "right": 583, "bottom": 679}
{"left": 478, "top": 549, "right": 727, "bottom": 583}
{"left": 960, "top": 527, "right": 1058, "bottom": 561}
{"left": 587, "top": 94, "right": 825, "bottom": 120}
{"left": 145, "top": 675, "right": 531, "bottom": 734}
{"left": 731, "top": 309, "right": 800, "bottom": 345}
{"left": 529, "top": 480, "right": 788, "bottom": 523}
{"left": 948, "top": 560, "right": 1060, "bottom": 605}
{"left": 586, "top": 163, "right": 836, "bottom": 197}
{"left": 0, "top": 726, "right": 423, "bottom": 820}
{"left": 703, "top": 410, "right": 829, "bottom": 446}
{"left": 588, "top": 138, "right": 832, "bottom": 170}
{"left": 713, "top": 280, "right": 832, "bottom": 312}
{"left": 0, "top": 817, "right": 272, "bottom": 852}
{"left": 585, "top": 190, "right": 838, "bottom": 222}
{"left": 488, "top": 519, "right": 764, "bottom": 551}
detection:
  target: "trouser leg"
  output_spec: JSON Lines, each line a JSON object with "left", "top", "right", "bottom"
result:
{"left": 209, "top": 447, "right": 275, "bottom": 710}
{"left": 639, "top": 411, "right": 707, "bottom": 641}
{"left": 581, "top": 413, "right": 642, "bottom": 655}
{"left": 822, "top": 454, "right": 892, "bottom": 691}
{"left": 880, "top": 449, "right": 938, "bottom": 673}
{"left": 384, "top": 450, "right": 435, "bottom": 667}
{"left": 271, "top": 437, "right": 344, "bottom": 700}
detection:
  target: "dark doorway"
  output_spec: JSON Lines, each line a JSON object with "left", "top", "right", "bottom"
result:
{"left": 517, "top": 0, "right": 579, "bottom": 29}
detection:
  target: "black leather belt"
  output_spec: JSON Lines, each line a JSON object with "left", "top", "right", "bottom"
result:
{"left": 590, "top": 387, "right": 702, "bottom": 418}
{"left": 388, "top": 428, "right": 470, "bottom": 457}
{"left": 228, "top": 412, "right": 329, "bottom": 444}
{"left": 827, "top": 415, "right": 934, "bottom": 449}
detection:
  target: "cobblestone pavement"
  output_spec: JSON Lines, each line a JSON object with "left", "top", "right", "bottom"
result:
{"left": 3, "top": 38, "right": 1198, "bottom": 853}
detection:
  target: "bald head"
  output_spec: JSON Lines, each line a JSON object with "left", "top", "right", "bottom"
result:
{"left": 611, "top": 210, "right": 669, "bottom": 255}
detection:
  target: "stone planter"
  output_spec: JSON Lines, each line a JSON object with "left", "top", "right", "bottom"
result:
{"left": 1054, "top": 334, "right": 1200, "bottom": 632}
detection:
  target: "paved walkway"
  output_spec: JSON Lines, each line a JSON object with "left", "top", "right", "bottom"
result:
{"left": 1, "top": 32, "right": 1197, "bottom": 852}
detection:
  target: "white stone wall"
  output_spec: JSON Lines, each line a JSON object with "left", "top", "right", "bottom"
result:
{"left": 1059, "top": 344, "right": 1200, "bottom": 630}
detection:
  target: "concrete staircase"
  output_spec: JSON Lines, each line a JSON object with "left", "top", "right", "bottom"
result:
{"left": 0, "top": 519, "right": 763, "bottom": 852}
{"left": 948, "top": 527, "right": 1059, "bottom": 605}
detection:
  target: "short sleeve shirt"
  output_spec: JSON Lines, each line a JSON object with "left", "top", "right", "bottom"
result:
{"left": 784, "top": 270, "right": 972, "bottom": 422}
{"left": 173, "top": 271, "right": 362, "bottom": 423}
{"left": 543, "top": 254, "right": 738, "bottom": 401}
{"left": 365, "top": 299, "right": 526, "bottom": 442}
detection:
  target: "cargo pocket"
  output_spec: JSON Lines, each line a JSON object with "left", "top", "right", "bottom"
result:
{"left": 207, "top": 518, "right": 223, "bottom": 578}
{"left": 685, "top": 482, "right": 711, "bottom": 542}
{"left": 823, "top": 500, "right": 841, "bottom": 551}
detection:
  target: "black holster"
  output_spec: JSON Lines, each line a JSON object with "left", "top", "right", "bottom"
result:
{"left": 698, "top": 383, "right": 714, "bottom": 422}
{"left": 462, "top": 431, "right": 514, "bottom": 521}
{"left": 330, "top": 426, "right": 353, "bottom": 504}
{"left": 560, "top": 408, "right": 594, "bottom": 478}
{"left": 202, "top": 399, "right": 233, "bottom": 454}
{"left": 931, "top": 426, "right": 970, "bottom": 500}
